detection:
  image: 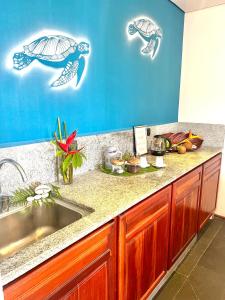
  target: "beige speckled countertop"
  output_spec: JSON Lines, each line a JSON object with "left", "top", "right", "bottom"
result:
{"left": 0, "top": 147, "right": 222, "bottom": 286}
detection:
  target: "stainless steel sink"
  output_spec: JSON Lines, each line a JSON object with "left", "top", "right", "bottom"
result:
{"left": 0, "top": 198, "right": 94, "bottom": 260}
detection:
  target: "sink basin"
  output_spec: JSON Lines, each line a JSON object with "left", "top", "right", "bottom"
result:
{"left": 0, "top": 198, "right": 94, "bottom": 260}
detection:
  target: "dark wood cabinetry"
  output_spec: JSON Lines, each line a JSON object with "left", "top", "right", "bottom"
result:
{"left": 118, "top": 186, "right": 172, "bottom": 300}
{"left": 169, "top": 167, "right": 202, "bottom": 267}
{"left": 198, "top": 154, "right": 222, "bottom": 231}
{"left": 4, "top": 221, "right": 117, "bottom": 300}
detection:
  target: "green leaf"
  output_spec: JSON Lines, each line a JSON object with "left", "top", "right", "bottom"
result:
{"left": 80, "top": 152, "right": 87, "bottom": 160}
{"left": 34, "top": 200, "right": 40, "bottom": 206}
{"left": 51, "top": 184, "right": 61, "bottom": 198}
{"left": 11, "top": 184, "right": 37, "bottom": 206}
{"left": 72, "top": 153, "right": 83, "bottom": 169}
{"left": 72, "top": 154, "right": 78, "bottom": 169}
{"left": 57, "top": 117, "right": 63, "bottom": 141}
{"left": 63, "top": 121, "right": 68, "bottom": 139}
{"left": 62, "top": 154, "right": 73, "bottom": 174}
{"left": 48, "top": 196, "right": 56, "bottom": 204}
{"left": 56, "top": 150, "right": 63, "bottom": 157}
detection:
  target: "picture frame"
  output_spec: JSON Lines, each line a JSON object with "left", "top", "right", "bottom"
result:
{"left": 133, "top": 125, "right": 148, "bottom": 156}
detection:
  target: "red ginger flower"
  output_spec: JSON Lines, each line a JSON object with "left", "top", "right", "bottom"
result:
{"left": 57, "top": 131, "right": 83, "bottom": 156}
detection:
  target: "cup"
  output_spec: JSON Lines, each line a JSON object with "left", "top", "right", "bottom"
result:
{"left": 139, "top": 156, "right": 149, "bottom": 168}
{"left": 155, "top": 156, "right": 164, "bottom": 168}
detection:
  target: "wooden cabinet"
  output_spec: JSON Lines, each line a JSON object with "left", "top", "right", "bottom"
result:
{"left": 198, "top": 154, "right": 222, "bottom": 231}
{"left": 3, "top": 153, "right": 222, "bottom": 300}
{"left": 118, "top": 186, "right": 172, "bottom": 300}
{"left": 4, "top": 221, "right": 117, "bottom": 300}
{"left": 169, "top": 167, "right": 202, "bottom": 267}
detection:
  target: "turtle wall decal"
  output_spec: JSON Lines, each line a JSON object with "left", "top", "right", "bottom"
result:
{"left": 10, "top": 31, "right": 91, "bottom": 89}
{"left": 127, "top": 16, "right": 162, "bottom": 60}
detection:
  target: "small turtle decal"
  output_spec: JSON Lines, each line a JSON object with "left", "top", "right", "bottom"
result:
{"left": 13, "top": 34, "right": 90, "bottom": 88}
{"left": 128, "top": 17, "right": 162, "bottom": 59}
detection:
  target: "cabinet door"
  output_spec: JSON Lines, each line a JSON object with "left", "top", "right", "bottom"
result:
{"left": 4, "top": 221, "right": 117, "bottom": 300}
{"left": 169, "top": 167, "right": 202, "bottom": 267}
{"left": 198, "top": 154, "right": 222, "bottom": 231}
{"left": 118, "top": 186, "right": 172, "bottom": 300}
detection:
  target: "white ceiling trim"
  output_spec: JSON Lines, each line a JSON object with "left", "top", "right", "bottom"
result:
{"left": 170, "top": 0, "right": 225, "bottom": 12}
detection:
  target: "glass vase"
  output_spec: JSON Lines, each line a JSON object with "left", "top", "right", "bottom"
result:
{"left": 62, "top": 164, "right": 74, "bottom": 185}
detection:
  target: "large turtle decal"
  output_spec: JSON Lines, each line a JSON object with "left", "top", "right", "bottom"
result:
{"left": 12, "top": 33, "right": 90, "bottom": 88}
{"left": 128, "top": 17, "right": 162, "bottom": 60}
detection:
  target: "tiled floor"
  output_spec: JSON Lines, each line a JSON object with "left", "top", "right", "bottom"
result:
{"left": 155, "top": 217, "right": 225, "bottom": 300}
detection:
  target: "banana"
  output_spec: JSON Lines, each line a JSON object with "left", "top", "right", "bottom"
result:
{"left": 173, "top": 135, "right": 203, "bottom": 147}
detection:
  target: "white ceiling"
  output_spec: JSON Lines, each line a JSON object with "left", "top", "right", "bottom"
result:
{"left": 170, "top": 0, "right": 225, "bottom": 12}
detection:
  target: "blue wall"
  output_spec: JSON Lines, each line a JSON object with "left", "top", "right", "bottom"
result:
{"left": 0, "top": 0, "right": 184, "bottom": 147}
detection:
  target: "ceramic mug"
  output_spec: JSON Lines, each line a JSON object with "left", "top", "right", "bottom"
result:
{"left": 155, "top": 156, "right": 164, "bottom": 168}
{"left": 139, "top": 156, "right": 149, "bottom": 168}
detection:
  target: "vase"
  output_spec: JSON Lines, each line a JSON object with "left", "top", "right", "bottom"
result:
{"left": 62, "top": 164, "right": 74, "bottom": 185}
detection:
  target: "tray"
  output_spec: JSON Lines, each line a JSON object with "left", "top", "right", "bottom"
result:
{"left": 100, "top": 165, "right": 158, "bottom": 177}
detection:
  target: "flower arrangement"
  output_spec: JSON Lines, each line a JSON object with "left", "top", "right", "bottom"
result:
{"left": 11, "top": 183, "right": 61, "bottom": 206}
{"left": 53, "top": 118, "right": 86, "bottom": 184}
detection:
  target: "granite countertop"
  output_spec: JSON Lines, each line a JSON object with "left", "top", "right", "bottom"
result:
{"left": 0, "top": 147, "right": 222, "bottom": 286}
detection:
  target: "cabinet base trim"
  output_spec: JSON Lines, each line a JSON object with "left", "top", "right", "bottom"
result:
{"left": 214, "top": 213, "right": 225, "bottom": 220}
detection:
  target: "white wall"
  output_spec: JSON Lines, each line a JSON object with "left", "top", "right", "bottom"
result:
{"left": 179, "top": 5, "right": 225, "bottom": 216}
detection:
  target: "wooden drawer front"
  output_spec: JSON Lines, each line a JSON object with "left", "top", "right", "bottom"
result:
{"left": 173, "top": 166, "right": 202, "bottom": 200}
{"left": 123, "top": 186, "right": 172, "bottom": 238}
{"left": 4, "top": 221, "right": 116, "bottom": 300}
{"left": 203, "top": 154, "right": 222, "bottom": 180}
{"left": 118, "top": 186, "right": 172, "bottom": 300}
{"left": 48, "top": 257, "right": 109, "bottom": 300}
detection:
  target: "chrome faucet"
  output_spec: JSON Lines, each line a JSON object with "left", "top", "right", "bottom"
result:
{"left": 0, "top": 159, "right": 27, "bottom": 213}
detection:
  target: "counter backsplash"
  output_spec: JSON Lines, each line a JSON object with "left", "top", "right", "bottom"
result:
{"left": 0, "top": 122, "right": 224, "bottom": 194}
